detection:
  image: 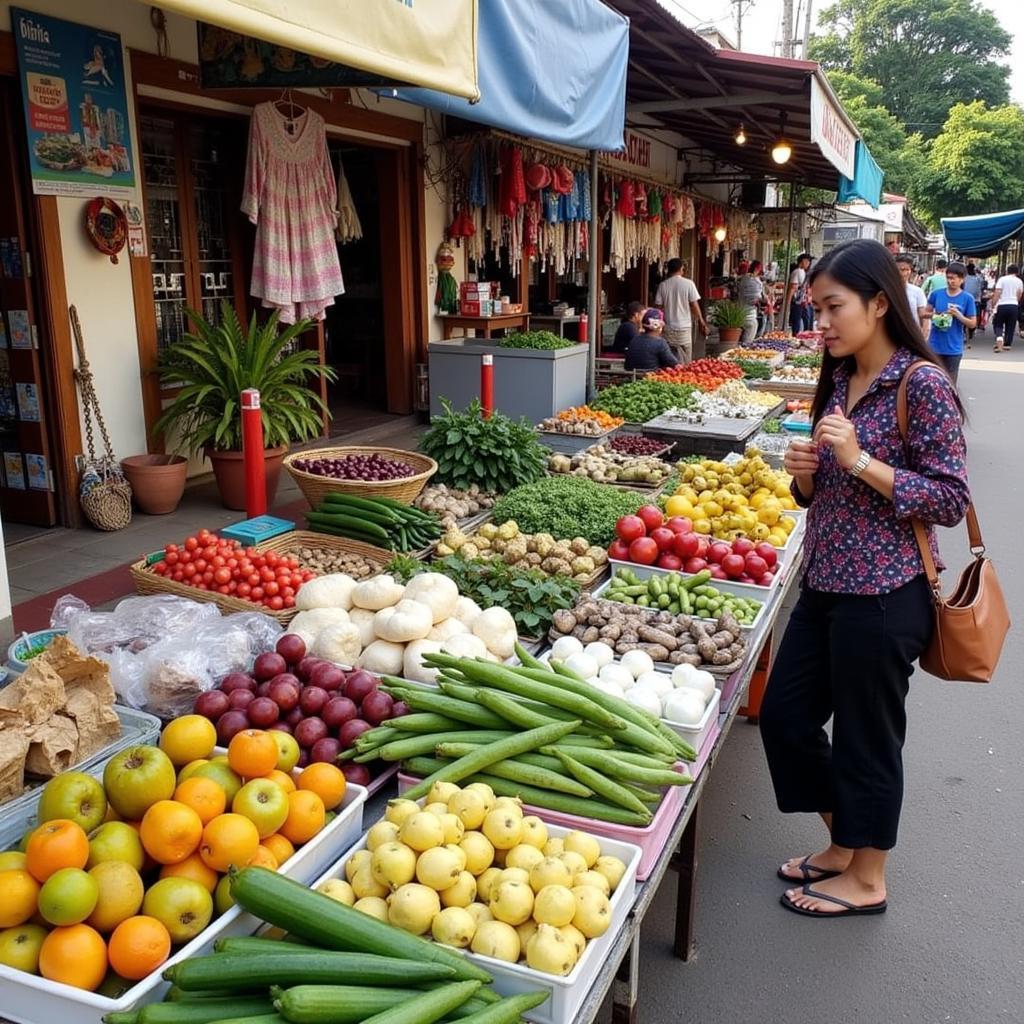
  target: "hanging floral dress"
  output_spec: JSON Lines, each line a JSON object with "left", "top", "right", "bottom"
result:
{"left": 241, "top": 102, "right": 345, "bottom": 323}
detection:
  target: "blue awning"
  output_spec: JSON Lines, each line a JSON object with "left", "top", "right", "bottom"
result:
{"left": 392, "top": 0, "right": 629, "bottom": 152}
{"left": 942, "top": 209, "right": 1024, "bottom": 257}
{"left": 837, "top": 140, "right": 883, "bottom": 208}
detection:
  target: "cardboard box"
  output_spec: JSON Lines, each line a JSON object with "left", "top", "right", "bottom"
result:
{"left": 460, "top": 299, "right": 492, "bottom": 317}
{"left": 460, "top": 281, "right": 492, "bottom": 298}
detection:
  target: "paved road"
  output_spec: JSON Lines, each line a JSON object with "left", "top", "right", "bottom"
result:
{"left": 600, "top": 351, "right": 1023, "bottom": 1024}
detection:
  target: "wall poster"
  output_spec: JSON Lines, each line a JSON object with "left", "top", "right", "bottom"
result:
{"left": 12, "top": 7, "right": 136, "bottom": 197}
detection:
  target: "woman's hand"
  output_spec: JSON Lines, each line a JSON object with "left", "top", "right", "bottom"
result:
{"left": 784, "top": 439, "right": 819, "bottom": 496}
{"left": 813, "top": 405, "right": 861, "bottom": 471}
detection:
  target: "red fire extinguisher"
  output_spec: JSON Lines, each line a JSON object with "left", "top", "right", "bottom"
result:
{"left": 578, "top": 313, "right": 589, "bottom": 344}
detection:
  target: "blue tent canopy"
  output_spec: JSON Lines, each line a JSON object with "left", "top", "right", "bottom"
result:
{"left": 392, "top": 0, "right": 629, "bottom": 152}
{"left": 837, "top": 140, "right": 883, "bottom": 208}
{"left": 942, "top": 209, "right": 1024, "bottom": 257}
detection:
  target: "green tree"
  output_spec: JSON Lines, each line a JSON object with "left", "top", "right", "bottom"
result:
{"left": 811, "top": 0, "right": 1011, "bottom": 136}
{"left": 909, "top": 102, "right": 1024, "bottom": 224}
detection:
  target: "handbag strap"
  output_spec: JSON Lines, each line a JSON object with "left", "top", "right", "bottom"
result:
{"left": 896, "top": 360, "right": 984, "bottom": 595}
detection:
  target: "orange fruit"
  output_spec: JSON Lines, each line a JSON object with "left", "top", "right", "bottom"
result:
{"left": 0, "top": 869, "right": 41, "bottom": 927}
{"left": 160, "top": 853, "right": 219, "bottom": 893}
{"left": 227, "top": 730, "right": 278, "bottom": 778}
{"left": 249, "top": 846, "right": 278, "bottom": 870}
{"left": 279, "top": 790, "right": 325, "bottom": 845}
{"left": 174, "top": 777, "right": 227, "bottom": 825}
{"left": 25, "top": 820, "right": 90, "bottom": 882}
{"left": 266, "top": 769, "right": 296, "bottom": 794}
{"left": 140, "top": 801, "right": 203, "bottom": 865}
{"left": 107, "top": 915, "right": 171, "bottom": 980}
{"left": 199, "top": 814, "right": 260, "bottom": 873}
{"left": 298, "top": 763, "right": 347, "bottom": 810}
{"left": 38, "top": 923, "right": 108, "bottom": 991}
{"left": 261, "top": 833, "right": 295, "bottom": 866}
{"left": 160, "top": 716, "right": 217, "bottom": 767}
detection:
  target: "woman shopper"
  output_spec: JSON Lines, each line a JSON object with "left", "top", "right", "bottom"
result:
{"left": 761, "top": 238, "right": 970, "bottom": 918}
{"left": 990, "top": 264, "right": 1023, "bottom": 351}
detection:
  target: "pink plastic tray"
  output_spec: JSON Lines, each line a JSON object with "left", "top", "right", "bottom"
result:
{"left": 399, "top": 771, "right": 686, "bottom": 882}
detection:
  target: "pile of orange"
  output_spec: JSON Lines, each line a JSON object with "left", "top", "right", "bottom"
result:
{"left": 0, "top": 724, "right": 346, "bottom": 992}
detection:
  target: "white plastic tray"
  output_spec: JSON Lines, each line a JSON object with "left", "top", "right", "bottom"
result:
{"left": 608, "top": 557, "right": 785, "bottom": 597}
{"left": 662, "top": 687, "right": 721, "bottom": 755}
{"left": 316, "top": 814, "right": 641, "bottom": 1024}
{"left": 0, "top": 754, "right": 368, "bottom": 1024}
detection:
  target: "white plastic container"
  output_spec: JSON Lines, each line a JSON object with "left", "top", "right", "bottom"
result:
{"left": 317, "top": 817, "right": 640, "bottom": 1024}
{"left": 662, "top": 687, "right": 721, "bottom": 759}
{"left": 0, "top": 767, "right": 368, "bottom": 1024}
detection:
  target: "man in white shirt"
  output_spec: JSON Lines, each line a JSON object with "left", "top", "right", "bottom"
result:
{"left": 784, "top": 253, "right": 812, "bottom": 335}
{"left": 895, "top": 254, "right": 930, "bottom": 338}
{"left": 654, "top": 258, "right": 706, "bottom": 363}
{"left": 991, "top": 264, "right": 1024, "bottom": 351}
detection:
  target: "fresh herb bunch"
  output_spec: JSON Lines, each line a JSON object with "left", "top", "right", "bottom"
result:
{"left": 733, "top": 358, "right": 772, "bottom": 380}
{"left": 419, "top": 398, "right": 548, "bottom": 493}
{"left": 384, "top": 553, "right": 580, "bottom": 636}
{"left": 492, "top": 476, "right": 648, "bottom": 546}
{"left": 497, "top": 330, "right": 575, "bottom": 351}
{"left": 788, "top": 354, "right": 822, "bottom": 368}
{"left": 590, "top": 380, "right": 698, "bottom": 422}
{"left": 762, "top": 418, "right": 782, "bottom": 434}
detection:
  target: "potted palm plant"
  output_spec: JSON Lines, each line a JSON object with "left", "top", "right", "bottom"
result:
{"left": 154, "top": 302, "right": 335, "bottom": 510}
{"left": 709, "top": 299, "right": 749, "bottom": 349}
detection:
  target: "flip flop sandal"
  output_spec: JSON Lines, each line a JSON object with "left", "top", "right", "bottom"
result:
{"left": 780, "top": 883, "right": 888, "bottom": 918}
{"left": 776, "top": 854, "right": 842, "bottom": 884}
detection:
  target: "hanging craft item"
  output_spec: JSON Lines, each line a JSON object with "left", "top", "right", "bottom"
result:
{"left": 70, "top": 305, "right": 132, "bottom": 531}
{"left": 434, "top": 242, "right": 459, "bottom": 314}
{"left": 83, "top": 197, "right": 127, "bottom": 264}
{"left": 335, "top": 157, "right": 363, "bottom": 244}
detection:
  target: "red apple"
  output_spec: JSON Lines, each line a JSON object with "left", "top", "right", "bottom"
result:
{"left": 628, "top": 536, "right": 659, "bottom": 565}
{"left": 649, "top": 527, "right": 676, "bottom": 552}
{"left": 722, "top": 553, "right": 746, "bottom": 578}
{"left": 341, "top": 763, "right": 371, "bottom": 786}
{"left": 615, "top": 515, "right": 646, "bottom": 543}
{"left": 296, "top": 750, "right": 310, "bottom": 769}
{"left": 268, "top": 676, "right": 301, "bottom": 711}
{"left": 253, "top": 652, "right": 287, "bottom": 682}
{"left": 732, "top": 537, "right": 755, "bottom": 556}
{"left": 683, "top": 557, "right": 708, "bottom": 574}
{"left": 709, "top": 564, "right": 728, "bottom": 579}
{"left": 276, "top": 634, "right": 307, "bottom": 666}
{"left": 344, "top": 671, "right": 378, "bottom": 705}
{"left": 361, "top": 690, "right": 395, "bottom": 726}
{"left": 310, "top": 737, "right": 343, "bottom": 764}
{"left": 694, "top": 535, "right": 710, "bottom": 558}
{"left": 269, "top": 721, "right": 293, "bottom": 735}
{"left": 656, "top": 552, "right": 683, "bottom": 571}
{"left": 608, "top": 538, "right": 631, "bottom": 561}
{"left": 338, "top": 719, "right": 372, "bottom": 748}
{"left": 311, "top": 663, "right": 346, "bottom": 691}
{"left": 674, "top": 532, "right": 701, "bottom": 559}
{"left": 708, "top": 542, "right": 731, "bottom": 565}
{"left": 391, "top": 700, "right": 410, "bottom": 718}
{"left": 294, "top": 717, "right": 329, "bottom": 749}
{"left": 754, "top": 542, "right": 778, "bottom": 569}
{"left": 745, "top": 553, "right": 769, "bottom": 580}
{"left": 295, "top": 656, "right": 322, "bottom": 682}
{"left": 216, "top": 710, "right": 250, "bottom": 745}
{"left": 247, "top": 696, "right": 280, "bottom": 727}
{"left": 666, "top": 516, "right": 693, "bottom": 535}
{"left": 220, "top": 672, "right": 256, "bottom": 695}
{"left": 299, "top": 686, "right": 330, "bottom": 717}
{"left": 194, "top": 690, "right": 229, "bottom": 720}
{"left": 322, "top": 696, "right": 358, "bottom": 729}
{"left": 636, "top": 505, "right": 664, "bottom": 532}
{"left": 228, "top": 689, "right": 255, "bottom": 710}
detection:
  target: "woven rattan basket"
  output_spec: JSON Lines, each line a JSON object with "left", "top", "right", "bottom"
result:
{"left": 284, "top": 447, "right": 437, "bottom": 507}
{"left": 129, "top": 531, "right": 394, "bottom": 623}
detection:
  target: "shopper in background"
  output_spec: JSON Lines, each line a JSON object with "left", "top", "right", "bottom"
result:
{"left": 963, "top": 263, "right": 983, "bottom": 346}
{"left": 923, "top": 258, "right": 948, "bottom": 297}
{"left": 990, "top": 264, "right": 1023, "bottom": 352}
{"left": 623, "top": 308, "right": 679, "bottom": 371}
{"left": 764, "top": 237, "right": 969, "bottom": 919}
{"left": 736, "top": 259, "right": 764, "bottom": 344}
{"left": 894, "top": 254, "right": 930, "bottom": 337}
{"left": 785, "top": 253, "right": 812, "bottom": 335}
{"left": 611, "top": 301, "right": 644, "bottom": 354}
{"left": 654, "top": 258, "right": 706, "bottom": 363}
{"left": 926, "top": 261, "right": 976, "bottom": 381}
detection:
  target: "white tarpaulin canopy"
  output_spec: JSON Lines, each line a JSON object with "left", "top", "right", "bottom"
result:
{"left": 158, "top": 0, "right": 479, "bottom": 99}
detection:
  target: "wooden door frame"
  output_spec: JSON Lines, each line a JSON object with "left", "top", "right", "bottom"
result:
{"left": 0, "top": 31, "right": 84, "bottom": 526}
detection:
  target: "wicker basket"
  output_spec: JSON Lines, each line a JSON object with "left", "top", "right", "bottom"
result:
{"left": 128, "top": 531, "right": 394, "bottom": 624}
{"left": 284, "top": 447, "right": 437, "bottom": 508}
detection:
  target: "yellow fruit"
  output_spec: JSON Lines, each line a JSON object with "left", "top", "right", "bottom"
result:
{"left": 0, "top": 869, "right": 40, "bottom": 928}
{"left": 562, "top": 831, "right": 600, "bottom": 869}
{"left": 470, "top": 920, "right": 519, "bottom": 963}
{"left": 353, "top": 896, "right": 388, "bottom": 921}
{"left": 365, "top": 821, "right": 401, "bottom": 851}
{"left": 399, "top": 813, "right": 444, "bottom": 853}
{"left": 520, "top": 817, "right": 548, "bottom": 850}
{"left": 0, "top": 923, "right": 47, "bottom": 973}
{"left": 431, "top": 906, "right": 476, "bottom": 948}
{"left": 476, "top": 866, "right": 503, "bottom": 903}
{"left": 458, "top": 831, "right": 494, "bottom": 875}
{"left": 439, "top": 870, "right": 477, "bottom": 908}
{"left": 526, "top": 922, "right": 577, "bottom": 976}
{"left": 664, "top": 496, "right": 694, "bottom": 517}
{"left": 481, "top": 809, "right": 522, "bottom": 850}
{"left": 86, "top": 862, "right": 144, "bottom": 932}
{"left": 533, "top": 885, "right": 576, "bottom": 927}
{"left": 160, "top": 716, "right": 217, "bottom": 767}
{"left": 386, "top": 883, "right": 440, "bottom": 935}
{"left": 574, "top": 870, "right": 611, "bottom": 897}
{"left": 504, "top": 844, "right": 544, "bottom": 872}
{"left": 572, "top": 886, "right": 611, "bottom": 938}
{"left": 489, "top": 879, "right": 534, "bottom": 926}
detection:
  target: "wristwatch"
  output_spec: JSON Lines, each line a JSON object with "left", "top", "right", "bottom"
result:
{"left": 848, "top": 450, "right": 872, "bottom": 477}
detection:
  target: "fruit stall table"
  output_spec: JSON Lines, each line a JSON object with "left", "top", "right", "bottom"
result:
{"left": 440, "top": 312, "right": 531, "bottom": 340}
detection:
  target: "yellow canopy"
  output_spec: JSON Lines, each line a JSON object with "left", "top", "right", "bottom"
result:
{"left": 166, "top": 0, "right": 479, "bottom": 100}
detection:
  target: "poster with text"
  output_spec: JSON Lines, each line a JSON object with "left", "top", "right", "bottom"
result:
{"left": 12, "top": 8, "right": 135, "bottom": 197}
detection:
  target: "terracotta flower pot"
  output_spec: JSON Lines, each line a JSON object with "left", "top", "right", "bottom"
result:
{"left": 120, "top": 454, "right": 188, "bottom": 515}
{"left": 206, "top": 445, "right": 288, "bottom": 511}
{"left": 718, "top": 327, "right": 743, "bottom": 346}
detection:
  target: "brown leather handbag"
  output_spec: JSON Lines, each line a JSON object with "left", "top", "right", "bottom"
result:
{"left": 897, "top": 362, "right": 1009, "bottom": 682}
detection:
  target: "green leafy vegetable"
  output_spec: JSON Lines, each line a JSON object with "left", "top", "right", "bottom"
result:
{"left": 733, "top": 358, "right": 773, "bottom": 380}
{"left": 788, "top": 354, "right": 822, "bottom": 368}
{"left": 497, "top": 330, "right": 575, "bottom": 351}
{"left": 590, "top": 380, "right": 698, "bottom": 422}
{"left": 491, "top": 476, "right": 648, "bottom": 546}
{"left": 419, "top": 398, "right": 548, "bottom": 493}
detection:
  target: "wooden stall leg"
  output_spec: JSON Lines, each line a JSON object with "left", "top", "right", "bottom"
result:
{"left": 611, "top": 930, "right": 641, "bottom": 1024}
{"left": 740, "top": 629, "right": 773, "bottom": 723}
{"left": 671, "top": 800, "right": 700, "bottom": 962}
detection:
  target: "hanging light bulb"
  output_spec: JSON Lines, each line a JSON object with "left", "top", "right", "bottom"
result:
{"left": 771, "top": 112, "right": 792, "bottom": 165}
{"left": 714, "top": 226, "right": 727, "bottom": 243}
{"left": 735, "top": 124, "right": 747, "bottom": 146}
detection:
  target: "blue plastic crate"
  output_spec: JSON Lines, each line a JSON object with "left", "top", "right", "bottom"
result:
{"left": 221, "top": 515, "right": 295, "bottom": 547}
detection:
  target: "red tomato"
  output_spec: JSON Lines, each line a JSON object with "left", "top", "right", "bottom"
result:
{"left": 265, "top": 552, "right": 279, "bottom": 566}
{"left": 193, "top": 558, "right": 207, "bottom": 573}
{"left": 665, "top": 516, "right": 693, "bottom": 535}
{"left": 184, "top": 537, "right": 199, "bottom": 552}
{"left": 722, "top": 553, "right": 746, "bottom": 578}
{"left": 290, "top": 574, "right": 303, "bottom": 590}
{"left": 636, "top": 505, "right": 664, "bottom": 532}
{"left": 608, "top": 538, "right": 631, "bottom": 561}
{"left": 165, "top": 543, "right": 179, "bottom": 555}
{"left": 216, "top": 584, "right": 231, "bottom": 595}
{"left": 745, "top": 553, "right": 769, "bottom": 580}
{"left": 153, "top": 561, "right": 167, "bottom": 575}
{"left": 260, "top": 566, "right": 275, "bottom": 583}
{"left": 251, "top": 586, "right": 264, "bottom": 600}
{"left": 281, "top": 586, "right": 295, "bottom": 599}
{"left": 650, "top": 527, "right": 676, "bottom": 552}
{"left": 268, "top": 596, "right": 284, "bottom": 611}
{"left": 172, "top": 570, "right": 184, "bottom": 582}
{"left": 264, "top": 580, "right": 280, "bottom": 597}
{"left": 615, "top": 515, "right": 646, "bottom": 543}
{"left": 754, "top": 542, "right": 778, "bottom": 569}
{"left": 694, "top": 535, "right": 710, "bottom": 559}
{"left": 248, "top": 574, "right": 260, "bottom": 587}
{"left": 628, "top": 536, "right": 659, "bottom": 565}
{"left": 211, "top": 555, "right": 226, "bottom": 568}
{"left": 283, "top": 595, "right": 296, "bottom": 608}
{"left": 236, "top": 582, "right": 252, "bottom": 598}
{"left": 732, "top": 538, "right": 755, "bottom": 556}
{"left": 214, "top": 567, "right": 231, "bottom": 585}
{"left": 708, "top": 542, "right": 731, "bottom": 565}
{"left": 165, "top": 551, "right": 179, "bottom": 566}
{"left": 183, "top": 563, "right": 197, "bottom": 578}
{"left": 673, "top": 532, "right": 701, "bottom": 559}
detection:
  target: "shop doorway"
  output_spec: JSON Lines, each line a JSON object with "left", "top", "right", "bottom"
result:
{"left": 0, "top": 79, "right": 61, "bottom": 533}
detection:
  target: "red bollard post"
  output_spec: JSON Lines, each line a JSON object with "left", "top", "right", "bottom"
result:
{"left": 241, "top": 388, "right": 267, "bottom": 518}
{"left": 578, "top": 312, "right": 589, "bottom": 343}
{"left": 481, "top": 353, "right": 494, "bottom": 419}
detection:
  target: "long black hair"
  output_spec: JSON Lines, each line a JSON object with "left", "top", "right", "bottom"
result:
{"left": 807, "top": 239, "right": 954, "bottom": 421}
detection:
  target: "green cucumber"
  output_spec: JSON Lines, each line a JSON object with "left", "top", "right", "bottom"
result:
{"left": 214, "top": 937, "right": 322, "bottom": 956}
{"left": 441, "top": 992, "right": 550, "bottom": 1024}
{"left": 227, "top": 867, "right": 491, "bottom": 983}
{"left": 272, "top": 986, "right": 417, "bottom": 1024}
{"left": 125, "top": 998, "right": 274, "bottom": 1022}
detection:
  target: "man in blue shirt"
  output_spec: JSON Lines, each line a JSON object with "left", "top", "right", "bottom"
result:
{"left": 624, "top": 309, "right": 679, "bottom": 371}
{"left": 927, "top": 261, "right": 976, "bottom": 383}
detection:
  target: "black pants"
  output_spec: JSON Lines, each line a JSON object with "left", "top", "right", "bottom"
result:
{"left": 759, "top": 576, "right": 933, "bottom": 850}
{"left": 992, "top": 303, "right": 1019, "bottom": 347}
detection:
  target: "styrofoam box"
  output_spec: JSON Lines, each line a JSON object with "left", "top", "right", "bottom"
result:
{"left": 0, "top": 756, "right": 368, "bottom": 1024}
{"left": 316, "top": 812, "right": 641, "bottom": 1024}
